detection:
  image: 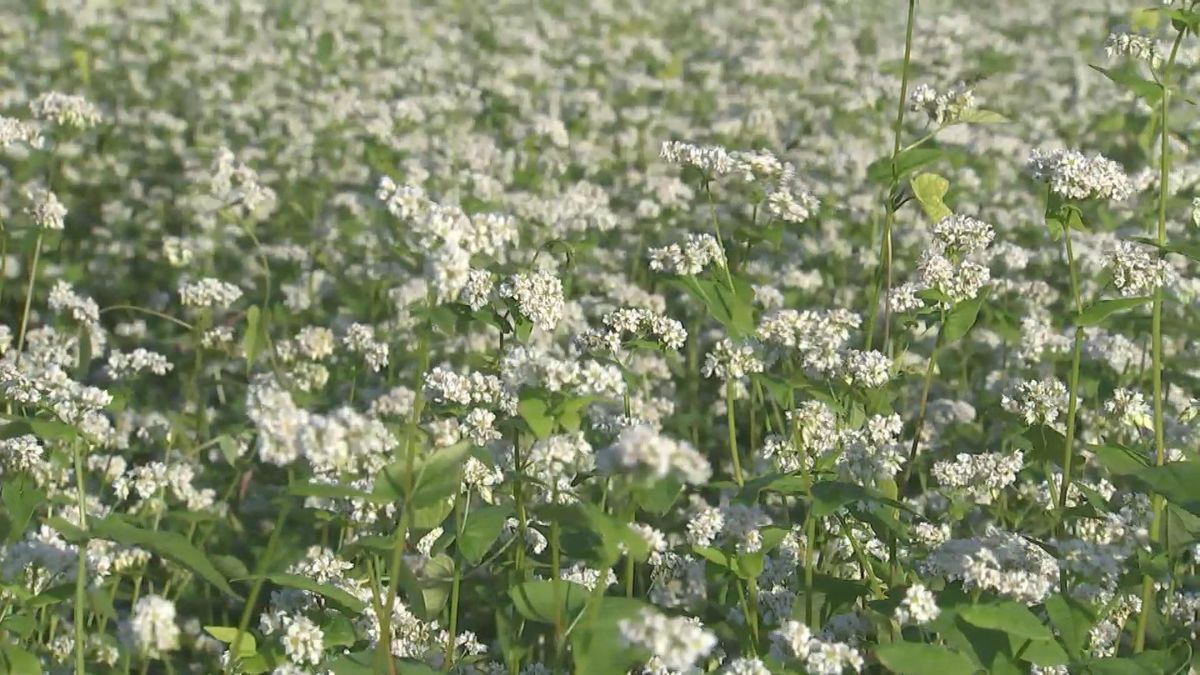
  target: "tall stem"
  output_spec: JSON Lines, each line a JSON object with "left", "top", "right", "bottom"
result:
{"left": 900, "top": 315, "right": 945, "bottom": 490}
{"left": 229, "top": 492, "right": 291, "bottom": 673}
{"left": 15, "top": 230, "right": 44, "bottom": 359}
{"left": 726, "top": 378, "right": 743, "bottom": 486}
{"left": 1135, "top": 25, "right": 1186, "bottom": 654}
{"left": 1057, "top": 231, "right": 1085, "bottom": 515}
{"left": 73, "top": 440, "right": 88, "bottom": 675}
{"left": 866, "top": 0, "right": 916, "bottom": 351}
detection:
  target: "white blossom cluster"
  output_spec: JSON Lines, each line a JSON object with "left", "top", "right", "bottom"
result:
{"left": 1027, "top": 148, "right": 1133, "bottom": 201}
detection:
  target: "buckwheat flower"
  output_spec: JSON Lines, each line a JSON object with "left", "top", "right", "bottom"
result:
{"left": 722, "top": 657, "right": 770, "bottom": 675}
{"left": 123, "top": 594, "right": 179, "bottom": 658}
{"left": 909, "top": 82, "right": 977, "bottom": 125}
{"left": 1027, "top": 149, "right": 1133, "bottom": 201}
{"left": 888, "top": 282, "right": 925, "bottom": 313}
{"left": 48, "top": 280, "right": 99, "bottom": 324}
{"left": 462, "top": 408, "right": 502, "bottom": 445}
{"left": 107, "top": 349, "right": 174, "bottom": 378}
{"left": 343, "top": 323, "right": 389, "bottom": 372}
{"left": 922, "top": 526, "right": 1060, "bottom": 604}
{"left": 804, "top": 640, "right": 865, "bottom": 675}
{"left": 281, "top": 615, "right": 324, "bottom": 666}
{"left": 843, "top": 349, "right": 891, "bottom": 388}
{"left": 560, "top": 562, "right": 615, "bottom": 591}
{"left": 460, "top": 269, "right": 495, "bottom": 311}
{"left": 933, "top": 214, "right": 995, "bottom": 256}
{"left": 1106, "top": 240, "right": 1174, "bottom": 296}
{"left": 598, "top": 424, "right": 712, "bottom": 485}
{"left": 1104, "top": 388, "right": 1153, "bottom": 431}
{"left": 932, "top": 450, "right": 1025, "bottom": 504}
{"left": 500, "top": 271, "right": 564, "bottom": 331}
{"left": 766, "top": 185, "right": 820, "bottom": 224}
{"left": 649, "top": 233, "right": 726, "bottom": 275}
{"left": 917, "top": 249, "right": 990, "bottom": 302}
{"left": 660, "top": 140, "right": 734, "bottom": 176}
{"left": 894, "top": 584, "right": 940, "bottom": 625}
{"left": 687, "top": 504, "right": 725, "bottom": 547}
{"left": 702, "top": 338, "right": 765, "bottom": 380}
{"left": 628, "top": 523, "right": 668, "bottom": 563}
{"left": 1002, "top": 378, "right": 1068, "bottom": 426}
{"left": 296, "top": 326, "right": 336, "bottom": 361}
{"left": 618, "top": 608, "right": 717, "bottom": 672}
{"left": 0, "top": 116, "right": 43, "bottom": 150}
{"left": 29, "top": 91, "right": 101, "bottom": 129}
{"left": 1104, "top": 32, "right": 1160, "bottom": 67}
{"left": 24, "top": 186, "right": 67, "bottom": 230}
{"left": 179, "top": 278, "right": 243, "bottom": 309}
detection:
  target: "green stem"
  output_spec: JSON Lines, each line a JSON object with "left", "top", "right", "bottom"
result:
{"left": 1135, "top": 24, "right": 1186, "bottom": 654}
{"left": 726, "top": 378, "right": 743, "bottom": 486}
{"left": 15, "top": 230, "right": 44, "bottom": 359}
{"left": 73, "top": 440, "right": 88, "bottom": 675}
{"left": 865, "top": 0, "right": 916, "bottom": 351}
{"left": 228, "top": 488, "right": 292, "bottom": 673}
{"left": 1057, "top": 230, "right": 1085, "bottom": 517}
{"left": 900, "top": 316, "right": 945, "bottom": 490}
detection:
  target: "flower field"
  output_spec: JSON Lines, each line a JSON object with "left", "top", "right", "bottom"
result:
{"left": 2, "top": 1, "right": 1200, "bottom": 674}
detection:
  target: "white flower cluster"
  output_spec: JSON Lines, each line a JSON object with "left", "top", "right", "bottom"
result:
{"left": 106, "top": 349, "right": 174, "bottom": 378}
{"left": 932, "top": 450, "right": 1025, "bottom": 504}
{"left": 499, "top": 271, "right": 565, "bottom": 331}
{"left": 1103, "top": 388, "right": 1153, "bottom": 430}
{"left": 424, "top": 366, "right": 517, "bottom": 414}
{"left": 575, "top": 307, "right": 688, "bottom": 354}
{"left": 838, "top": 413, "right": 906, "bottom": 485}
{"left": 660, "top": 140, "right": 735, "bottom": 176}
{"left": 178, "top": 278, "right": 243, "bottom": 309}
{"left": 29, "top": 92, "right": 101, "bottom": 129}
{"left": 597, "top": 424, "right": 712, "bottom": 485}
{"left": 1105, "top": 240, "right": 1175, "bottom": 297}
{"left": 122, "top": 594, "right": 179, "bottom": 658}
{"left": 1104, "top": 32, "right": 1160, "bottom": 67}
{"left": 1027, "top": 148, "right": 1133, "bottom": 201}
{"left": 208, "top": 147, "right": 277, "bottom": 218}
{"left": 909, "top": 82, "right": 977, "bottom": 125}
{"left": 0, "top": 116, "right": 44, "bottom": 150}
{"left": 500, "top": 346, "right": 625, "bottom": 399}
{"left": 894, "top": 584, "right": 940, "bottom": 625}
{"left": 756, "top": 308, "right": 862, "bottom": 376}
{"left": 702, "top": 338, "right": 765, "bottom": 380}
{"left": 48, "top": 280, "right": 100, "bottom": 325}
{"left": 1002, "top": 377, "right": 1069, "bottom": 427}
{"left": 768, "top": 621, "right": 865, "bottom": 675}
{"left": 922, "top": 526, "right": 1060, "bottom": 604}
{"left": 24, "top": 186, "right": 67, "bottom": 230}
{"left": 649, "top": 233, "right": 727, "bottom": 275}
{"left": 343, "top": 323, "right": 390, "bottom": 372}
{"left": 618, "top": 608, "right": 717, "bottom": 672}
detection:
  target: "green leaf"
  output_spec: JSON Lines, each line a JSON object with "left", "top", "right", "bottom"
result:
{"left": 509, "top": 580, "right": 588, "bottom": 624}
{"left": 243, "top": 305, "right": 264, "bottom": 370}
{"left": 518, "top": 398, "right": 555, "bottom": 440}
{"left": 941, "top": 288, "right": 989, "bottom": 343}
{"left": 91, "top": 515, "right": 238, "bottom": 598}
{"left": 1076, "top": 297, "right": 1151, "bottom": 327}
{"left": 868, "top": 147, "right": 944, "bottom": 183}
{"left": 0, "top": 644, "right": 42, "bottom": 675}
{"left": 1, "top": 476, "right": 44, "bottom": 543}
{"left": 262, "top": 573, "right": 366, "bottom": 615}
{"left": 570, "top": 597, "right": 651, "bottom": 675}
{"left": 1045, "top": 593, "right": 1095, "bottom": 659}
{"left": 958, "top": 109, "right": 1010, "bottom": 124}
{"left": 1090, "top": 64, "right": 1163, "bottom": 104}
{"left": 959, "top": 601, "right": 1053, "bottom": 641}
{"left": 458, "top": 505, "right": 511, "bottom": 564}
{"left": 1131, "top": 461, "right": 1200, "bottom": 514}
{"left": 875, "top": 642, "right": 977, "bottom": 675}
{"left": 203, "top": 626, "right": 257, "bottom": 656}
{"left": 28, "top": 418, "right": 78, "bottom": 441}
{"left": 910, "top": 173, "right": 953, "bottom": 222}
{"left": 1089, "top": 444, "right": 1148, "bottom": 477}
